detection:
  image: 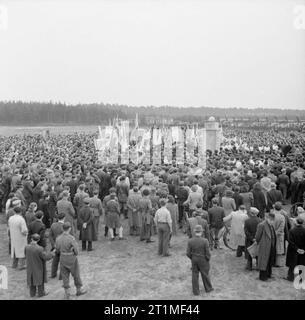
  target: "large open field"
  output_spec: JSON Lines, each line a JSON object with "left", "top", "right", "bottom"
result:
{"left": 0, "top": 213, "right": 304, "bottom": 300}
{"left": 0, "top": 125, "right": 98, "bottom": 136}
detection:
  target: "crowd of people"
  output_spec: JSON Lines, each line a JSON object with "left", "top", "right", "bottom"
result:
{"left": 1, "top": 127, "right": 305, "bottom": 299}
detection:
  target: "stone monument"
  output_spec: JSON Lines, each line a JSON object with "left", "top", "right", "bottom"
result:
{"left": 204, "top": 116, "right": 222, "bottom": 152}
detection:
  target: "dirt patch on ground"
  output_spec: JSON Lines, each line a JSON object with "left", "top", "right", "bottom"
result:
{"left": 0, "top": 214, "right": 304, "bottom": 300}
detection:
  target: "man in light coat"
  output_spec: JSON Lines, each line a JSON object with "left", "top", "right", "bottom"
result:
{"left": 223, "top": 204, "right": 248, "bottom": 257}
{"left": 8, "top": 206, "right": 28, "bottom": 270}
{"left": 272, "top": 202, "right": 286, "bottom": 267}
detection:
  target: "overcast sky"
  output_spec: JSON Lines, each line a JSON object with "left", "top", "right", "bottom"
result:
{"left": 0, "top": 0, "right": 304, "bottom": 109}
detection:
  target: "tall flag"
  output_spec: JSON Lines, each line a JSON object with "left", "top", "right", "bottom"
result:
{"left": 129, "top": 114, "right": 139, "bottom": 164}
{"left": 163, "top": 127, "right": 172, "bottom": 164}
{"left": 152, "top": 127, "right": 162, "bottom": 164}
{"left": 198, "top": 129, "right": 207, "bottom": 169}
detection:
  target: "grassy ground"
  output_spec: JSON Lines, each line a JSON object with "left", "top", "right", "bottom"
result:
{"left": 0, "top": 213, "right": 304, "bottom": 300}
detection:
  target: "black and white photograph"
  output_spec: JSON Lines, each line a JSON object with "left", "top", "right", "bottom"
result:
{"left": 0, "top": 0, "right": 305, "bottom": 303}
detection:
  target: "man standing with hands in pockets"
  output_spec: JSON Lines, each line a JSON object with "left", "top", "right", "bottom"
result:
{"left": 154, "top": 198, "right": 172, "bottom": 257}
{"left": 187, "top": 225, "right": 214, "bottom": 296}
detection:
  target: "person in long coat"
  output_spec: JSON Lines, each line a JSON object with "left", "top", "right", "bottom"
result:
{"left": 272, "top": 202, "right": 286, "bottom": 267}
{"left": 78, "top": 198, "right": 95, "bottom": 251}
{"left": 223, "top": 205, "right": 248, "bottom": 256}
{"left": 244, "top": 207, "right": 261, "bottom": 270}
{"left": 8, "top": 206, "right": 28, "bottom": 269}
{"left": 255, "top": 212, "right": 277, "bottom": 281}
{"left": 127, "top": 186, "right": 142, "bottom": 236}
{"left": 25, "top": 233, "right": 53, "bottom": 298}
{"left": 285, "top": 218, "right": 305, "bottom": 281}
{"left": 139, "top": 189, "right": 154, "bottom": 243}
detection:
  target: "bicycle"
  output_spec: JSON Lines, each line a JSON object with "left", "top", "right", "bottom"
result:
{"left": 209, "top": 224, "right": 236, "bottom": 251}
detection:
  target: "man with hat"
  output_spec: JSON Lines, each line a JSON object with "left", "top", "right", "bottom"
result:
{"left": 78, "top": 197, "right": 95, "bottom": 251}
{"left": 255, "top": 211, "right": 277, "bottom": 281}
{"left": 102, "top": 187, "right": 118, "bottom": 238}
{"left": 244, "top": 207, "right": 261, "bottom": 270}
{"left": 285, "top": 218, "right": 305, "bottom": 281}
{"left": 49, "top": 212, "right": 65, "bottom": 279}
{"left": 25, "top": 233, "right": 54, "bottom": 298}
{"left": 186, "top": 225, "right": 213, "bottom": 296}
{"left": 55, "top": 221, "right": 87, "bottom": 299}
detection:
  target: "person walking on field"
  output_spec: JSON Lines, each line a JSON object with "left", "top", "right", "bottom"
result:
{"left": 55, "top": 222, "right": 87, "bottom": 300}
{"left": 186, "top": 225, "right": 213, "bottom": 296}
{"left": 154, "top": 198, "right": 172, "bottom": 257}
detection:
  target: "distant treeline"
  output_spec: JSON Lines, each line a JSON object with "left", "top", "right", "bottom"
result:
{"left": 0, "top": 101, "right": 304, "bottom": 125}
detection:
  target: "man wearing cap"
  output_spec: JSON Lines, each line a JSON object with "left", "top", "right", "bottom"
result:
{"left": 49, "top": 212, "right": 65, "bottom": 279}
{"left": 25, "top": 234, "right": 54, "bottom": 298}
{"left": 57, "top": 190, "right": 76, "bottom": 236}
{"left": 244, "top": 207, "right": 261, "bottom": 270}
{"left": 285, "top": 218, "right": 305, "bottom": 281}
{"left": 55, "top": 221, "right": 87, "bottom": 299}
{"left": 154, "top": 198, "right": 172, "bottom": 256}
{"left": 8, "top": 206, "right": 28, "bottom": 270}
{"left": 186, "top": 225, "right": 213, "bottom": 295}
{"left": 255, "top": 212, "right": 277, "bottom": 281}
{"left": 78, "top": 197, "right": 95, "bottom": 251}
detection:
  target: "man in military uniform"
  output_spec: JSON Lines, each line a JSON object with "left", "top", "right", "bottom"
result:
{"left": 55, "top": 221, "right": 87, "bottom": 299}
{"left": 49, "top": 212, "right": 65, "bottom": 279}
{"left": 186, "top": 225, "right": 214, "bottom": 296}
{"left": 102, "top": 187, "right": 118, "bottom": 237}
